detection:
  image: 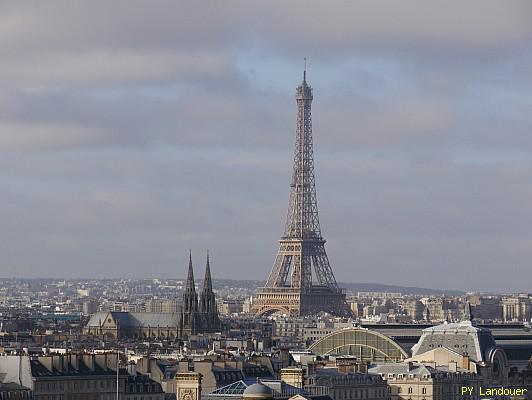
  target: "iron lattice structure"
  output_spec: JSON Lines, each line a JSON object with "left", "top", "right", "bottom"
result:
{"left": 253, "top": 70, "right": 351, "bottom": 317}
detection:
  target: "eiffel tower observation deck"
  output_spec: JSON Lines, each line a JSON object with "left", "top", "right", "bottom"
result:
{"left": 253, "top": 67, "right": 352, "bottom": 318}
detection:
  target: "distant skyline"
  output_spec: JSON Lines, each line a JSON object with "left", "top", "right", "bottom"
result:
{"left": 2, "top": 1, "right": 532, "bottom": 292}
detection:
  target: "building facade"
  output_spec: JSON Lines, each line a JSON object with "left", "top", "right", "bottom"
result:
{"left": 0, "top": 383, "right": 32, "bottom": 400}
{"left": 369, "top": 363, "right": 482, "bottom": 400}
{"left": 503, "top": 295, "right": 532, "bottom": 322}
{"left": 0, "top": 353, "right": 125, "bottom": 400}
{"left": 411, "top": 304, "right": 509, "bottom": 387}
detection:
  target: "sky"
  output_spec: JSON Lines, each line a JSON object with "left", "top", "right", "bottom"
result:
{"left": 1, "top": 1, "right": 532, "bottom": 293}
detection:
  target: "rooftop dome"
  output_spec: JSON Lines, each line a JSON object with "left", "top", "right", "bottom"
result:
{"left": 243, "top": 382, "right": 273, "bottom": 399}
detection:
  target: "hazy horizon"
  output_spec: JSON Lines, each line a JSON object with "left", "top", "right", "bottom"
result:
{"left": 0, "top": 276, "right": 469, "bottom": 295}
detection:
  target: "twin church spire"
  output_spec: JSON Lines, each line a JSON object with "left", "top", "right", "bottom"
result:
{"left": 179, "top": 251, "right": 220, "bottom": 337}
{"left": 183, "top": 250, "right": 213, "bottom": 306}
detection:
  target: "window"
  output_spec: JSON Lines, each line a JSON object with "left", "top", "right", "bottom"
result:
{"left": 408, "top": 387, "right": 413, "bottom": 394}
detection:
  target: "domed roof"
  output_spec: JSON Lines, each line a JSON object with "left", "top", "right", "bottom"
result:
{"left": 243, "top": 382, "right": 273, "bottom": 399}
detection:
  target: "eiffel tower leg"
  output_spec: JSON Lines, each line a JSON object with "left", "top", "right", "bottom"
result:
{"left": 266, "top": 251, "right": 292, "bottom": 287}
{"left": 312, "top": 249, "right": 338, "bottom": 288}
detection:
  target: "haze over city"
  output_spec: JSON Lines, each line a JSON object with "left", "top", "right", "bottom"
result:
{"left": 2, "top": 1, "right": 532, "bottom": 292}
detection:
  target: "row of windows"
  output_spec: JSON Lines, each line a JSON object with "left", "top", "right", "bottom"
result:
{"left": 386, "top": 373, "right": 430, "bottom": 379}
{"left": 35, "top": 394, "right": 162, "bottom": 400}
{"left": 0, "top": 392, "right": 32, "bottom": 400}
{"left": 427, "top": 344, "right": 468, "bottom": 348}
{"left": 35, "top": 378, "right": 118, "bottom": 393}
{"left": 36, "top": 395, "right": 118, "bottom": 400}
{"left": 388, "top": 387, "right": 427, "bottom": 394}
{"left": 386, "top": 384, "right": 471, "bottom": 397}
{"left": 127, "top": 384, "right": 159, "bottom": 393}
{"left": 333, "top": 387, "right": 386, "bottom": 399}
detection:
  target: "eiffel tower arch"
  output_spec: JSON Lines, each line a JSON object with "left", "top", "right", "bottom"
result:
{"left": 253, "top": 69, "right": 352, "bottom": 318}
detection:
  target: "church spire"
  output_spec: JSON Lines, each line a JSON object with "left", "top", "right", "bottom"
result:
{"left": 199, "top": 251, "right": 220, "bottom": 333}
{"left": 203, "top": 250, "right": 213, "bottom": 293}
{"left": 186, "top": 249, "right": 195, "bottom": 292}
{"left": 180, "top": 250, "right": 198, "bottom": 334}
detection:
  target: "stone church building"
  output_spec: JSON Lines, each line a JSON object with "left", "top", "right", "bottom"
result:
{"left": 85, "top": 253, "right": 221, "bottom": 339}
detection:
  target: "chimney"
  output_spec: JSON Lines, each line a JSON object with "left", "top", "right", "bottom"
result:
{"left": 280, "top": 348, "right": 291, "bottom": 367}
{"left": 280, "top": 367, "right": 304, "bottom": 388}
{"left": 38, "top": 355, "right": 53, "bottom": 373}
{"left": 94, "top": 353, "right": 106, "bottom": 370}
{"left": 70, "top": 353, "right": 79, "bottom": 370}
{"left": 357, "top": 362, "right": 369, "bottom": 374}
{"left": 306, "top": 362, "right": 316, "bottom": 376}
{"left": 52, "top": 355, "right": 65, "bottom": 372}
{"left": 83, "top": 354, "right": 95, "bottom": 371}
{"left": 462, "top": 355, "right": 469, "bottom": 370}
{"left": 336, "top": 356, "right": 357, "bottom": 374}
{"left": 449, "top": 361, "right": 458, "bottom": 372}
{"left": 128, "top": 361, "right": 137, "bottom": 376}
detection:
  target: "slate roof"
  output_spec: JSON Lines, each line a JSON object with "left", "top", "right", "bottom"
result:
{"left": 369, "top": 363, "right": 439, "bottom": 378}
{"left": 369, "top": 362, "right": 479, "bottom": 381}
{"left": 86, "top": 311, "right": 179, "bottom": 329}
{"left": 314, "top": 368, "right": 383, "bottom": 385}
{"left": 212, "top": 366, "right": 244, "bottom": 386}
{"left": 30, "top": 359, "right": 116, "bottom": 377}
{"left": 411, "top": 320, "right": 497, "bottom": 363}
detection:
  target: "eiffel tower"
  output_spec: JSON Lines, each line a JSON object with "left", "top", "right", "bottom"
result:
{"left": 253, "top": 67, "right": 351, "bottom": 318}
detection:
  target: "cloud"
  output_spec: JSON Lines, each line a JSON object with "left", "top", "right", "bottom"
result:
{"left": 315, "top": 95, "right": 454, "bottom": 148}
{"left": 0, "top": 1, "right": 531, "bottom": 291}
{"left": 0, "top": 121, "right": 113, "bottom": 150}
{"left": 0, "top": 50, "right": 230, "bottom": 87}
{"left": 2, "top": 1, "right": 532, "bottom": 89}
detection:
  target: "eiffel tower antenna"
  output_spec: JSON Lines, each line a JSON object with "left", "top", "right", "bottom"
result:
{"left": 253, "top": 69, "right": 351, "bottom": 318}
